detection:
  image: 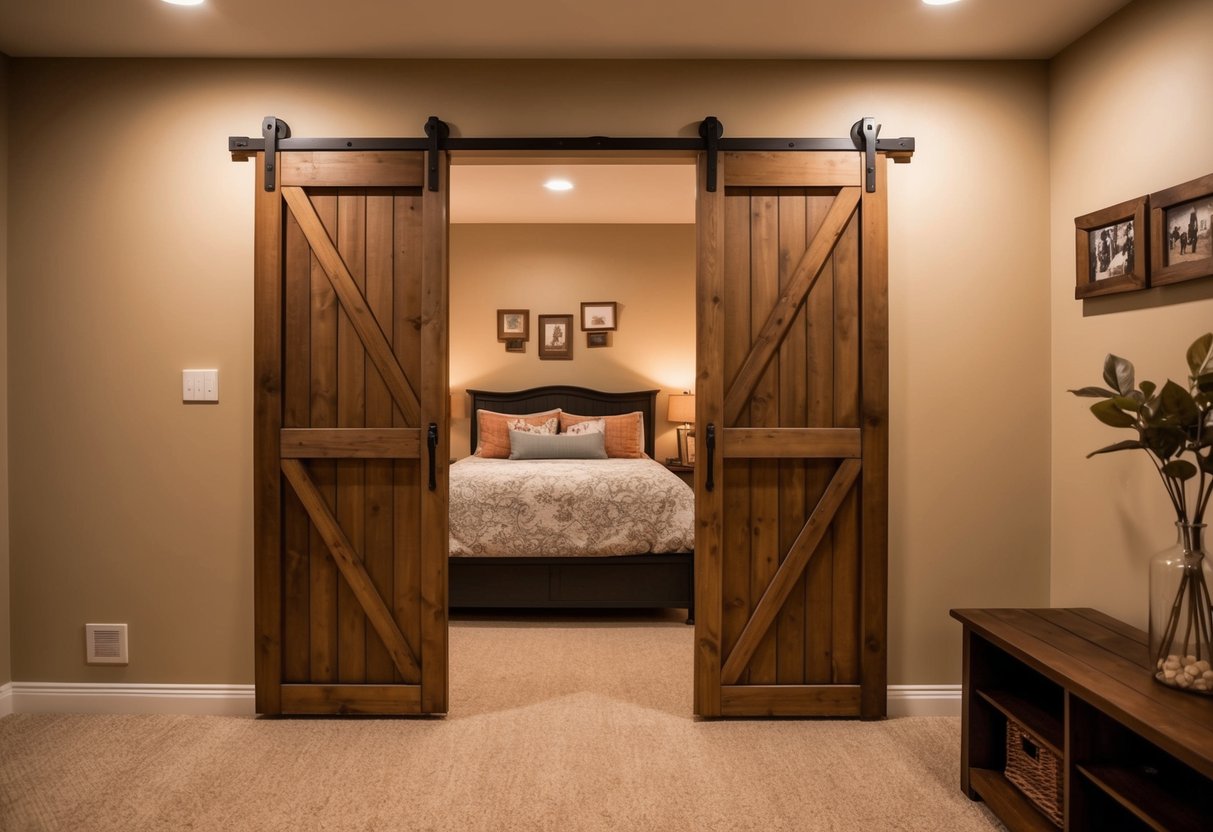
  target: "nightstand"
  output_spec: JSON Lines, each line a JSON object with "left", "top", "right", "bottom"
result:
{"left": 664, "top": 462, "right": 694, "bottom": 487}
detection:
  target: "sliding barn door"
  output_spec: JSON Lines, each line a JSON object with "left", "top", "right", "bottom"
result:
{"left": 254, "top": 150, "right": 449, "bottom": 715}
{"left": 694, "top": 151, "right": 888, "bottom": 718}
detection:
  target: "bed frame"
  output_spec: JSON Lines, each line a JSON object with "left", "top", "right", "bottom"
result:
{"left": 451, "top": 385, "right": 694, "bottom": 623}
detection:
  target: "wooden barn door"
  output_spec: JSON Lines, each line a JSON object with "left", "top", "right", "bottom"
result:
{"left": 254, "top": 150, "right": 449, "bottom": 715}
{"left": 694, "top": 151, "right": 888, "bottom": 718}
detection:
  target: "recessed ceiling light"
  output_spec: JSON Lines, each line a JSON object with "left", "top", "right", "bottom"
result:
{"left": 162, "top": 0, "right": 205, "bottom": 6}
{"left": 544, "top": 179, "right": 574, "bottom": 192}
{"left": 922, "top": 0, "right": 962, "bottom": 5}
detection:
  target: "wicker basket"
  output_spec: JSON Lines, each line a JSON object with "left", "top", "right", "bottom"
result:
{"left": 1004, "top": 721, "right": 1063, "bottom": 828}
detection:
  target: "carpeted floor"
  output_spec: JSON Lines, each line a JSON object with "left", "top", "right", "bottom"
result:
{"left": 0, "top": 614, "right": 1003, "bottom": 831}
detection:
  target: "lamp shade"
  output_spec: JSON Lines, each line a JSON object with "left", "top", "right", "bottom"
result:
{"left": 666, "top": 393, "right": 695, "bottom": 424}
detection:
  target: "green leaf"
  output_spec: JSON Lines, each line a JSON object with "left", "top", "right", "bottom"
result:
{"left": 1091, "top": 399, "right": 1137, "bottom": 428}
{"left": 1159, "top": 380, "right": 1201, "bottom": 425}
{"left": 1113, "top": 396, "right": 1142, "bottom": 412}
{"left": 1085, "top": 440, "right": 1145, "bottom": 458}
{"left": 1187, "top": 333, "right": 1213, "bottom": 376}
{"left": 1103, "top": 354, "right": 1136, "bottom": 396}
{"left": 1140, "top": 380, "right": 1157, "bottom": 399}
{"left": 1069, "top": 386, "right": 1117, "bottom": 398}
{"left": 1162, "top": 459, "right": 1198, "bottom": 481}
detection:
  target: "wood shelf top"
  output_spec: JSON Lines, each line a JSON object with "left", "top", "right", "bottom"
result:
{"left": 952, "top": 607, "right": 1213, "bottom": 781}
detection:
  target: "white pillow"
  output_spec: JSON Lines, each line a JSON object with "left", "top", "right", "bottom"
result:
{"left": 562, "top": 418, "right": 605, "bottom": 436}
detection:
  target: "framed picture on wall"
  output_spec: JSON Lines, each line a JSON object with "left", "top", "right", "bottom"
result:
{"left": 504, "top": 338, "right": 526, "bottom": 353}
{"left": 538, "top": 314, "right": 574, "bottom": 360}
{"left": 1149, "top": 172, "right": 1213, "bottom": 287}
{"left": 497, "top": 309, "right": 529, "bottom": 341}
{"left": 1074, "top": 196, "right": 1148, "bottom": 299}
{"left": 580, "top": 301, "right": 618, "bottom": 331}
{"left": 586, "top": 332, "right": 609, "bottom": 348}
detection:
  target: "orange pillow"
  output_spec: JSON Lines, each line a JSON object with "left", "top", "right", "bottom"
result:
{"left": 559, "top": 411, "right": 645, "bottom": 458}
{"left": 475, "top": 409, "right": 560, "bottom": 459}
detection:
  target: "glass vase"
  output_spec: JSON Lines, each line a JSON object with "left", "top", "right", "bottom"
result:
{"left": 1149, "top": 523, "right": 1213, "bottom": 695}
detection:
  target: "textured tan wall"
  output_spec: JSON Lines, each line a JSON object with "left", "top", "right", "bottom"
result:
{"left": 1049, "top": 0, "right": 1213, "bottom": 624}
{"left": 0, "top": 54, "right": 10, "bottom": 688}
{"left": 7, "top": 58, "right": 1052, "bottom": 685}
{"left": 450, "top": 224, "right": 696, "bottom": 463}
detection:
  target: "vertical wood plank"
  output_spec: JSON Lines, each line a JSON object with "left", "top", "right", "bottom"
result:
{"left": 364, "top": 192, "right": 396, "bottom": 683}
{"left": 394, "top": 191, "right": 423, "bottom": 684}
{"left": 337, "top": 190, "right": 368, "bottom": 684}
{"left": 720, "top": 187, "right": 752, "bottom": 687}
{"left": 253, "top": 153, "right": 284, "bottom": 715}
{"left": 859, "top": 156, "right": 890, "bottom": 719}
{"left": 777, "top": 190, "right": 808, "bottom": 686}
{"left": 749, "top": 192, "right": 779, "bottom": 686}
{"left": 832, "top": 205, "right": 862, "bottom": 686}
{"left": 309, "top": 192, "right": 339, "bottom": 683}
{"left": 804, "top": 192, "right": 837, "bottom": 684}
{"left": 282, "top": 207, "right": 312, "bottom": 684}
{"left": 420, "top": 157, "right": 450, "bottom": 713}
{"left": 694, "top": 153, "right": 726, "bottom": 717}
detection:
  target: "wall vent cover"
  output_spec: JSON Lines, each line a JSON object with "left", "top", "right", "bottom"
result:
{"left": 85, "top": 623, "right": 129, "bottom": 664}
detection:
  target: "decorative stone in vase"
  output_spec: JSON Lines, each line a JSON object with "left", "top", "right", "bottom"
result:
{"left": 1150, "top": 523, "right": 1213, "bottom": 695}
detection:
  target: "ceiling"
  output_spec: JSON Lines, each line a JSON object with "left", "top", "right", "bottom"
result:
{"left": 0, "top": 0, "right": 1131, "bottom": 60}
{"left": 0, "top": 0, "right": 1131, "bottom": 225}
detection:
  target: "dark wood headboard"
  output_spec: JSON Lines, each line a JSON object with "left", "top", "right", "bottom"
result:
{"left": 466, "top": 386, "right": 659, "bottom": 457}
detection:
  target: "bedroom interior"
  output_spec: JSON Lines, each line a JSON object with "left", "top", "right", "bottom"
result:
{"left": 3, "top": 0, "right": 1213, "bottom": 829}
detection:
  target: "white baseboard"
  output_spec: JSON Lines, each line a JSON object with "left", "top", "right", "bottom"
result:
{"left": 5, "top": 682, "right": 959, "bottom": 718}
{"left": 887, "top": 684, "right": 962, "bottom": 717}
{"left": 11, "top": 683, "right": 255, "bottom": 716}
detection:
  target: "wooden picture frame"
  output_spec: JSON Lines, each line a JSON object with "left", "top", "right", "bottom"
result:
{"left": 538, "top": 314, "right": 574, "bottom": 360}
{"left": 504, "top": 338, "right": 525, "bottom": 353}
{"left": 1150, "top": 172, "right": 1213, "bottom": 287}
{"left": 679, "top": 429, "right": 696, "bottom": 466}
{"left": 497, "top": 309, "right": 529, "bottom": 341}
{"left": 580, "top": 301, "right": 618, "bottom": 331}
{"left": 586, "top": 332, "right": 609, "bottom": 348}
{"left": 1074, "top": 196, "right": 1147, "bottom": 299}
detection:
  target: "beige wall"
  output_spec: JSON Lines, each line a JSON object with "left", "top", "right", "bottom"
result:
{"left": 450, "top": 223, "right": 696, "bottom": 462}
{"left": 0, "top": 53, "right": 10, "bottom": 687}
{"left": 1049, "top": 0, "right": 1213, "bottom": 625}
{"left": 6, "top": 58, "right": 1052, "bottom": 685}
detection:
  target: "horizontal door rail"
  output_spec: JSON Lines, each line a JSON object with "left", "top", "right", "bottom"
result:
{"left": 280, "top": 428, "right": 421, "bottom": 458}
{"left": 722, "top": 427, "right": 860, "bottom": 459}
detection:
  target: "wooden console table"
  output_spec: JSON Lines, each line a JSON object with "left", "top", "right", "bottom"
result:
{"left": 951, "top": 608, "right": 1213, "bottom": 831}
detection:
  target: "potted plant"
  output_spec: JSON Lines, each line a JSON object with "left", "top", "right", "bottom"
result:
{"left": 1070, "top": 333, "right": 1213, "bottom": 695}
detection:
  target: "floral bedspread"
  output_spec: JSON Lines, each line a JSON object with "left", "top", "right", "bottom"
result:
{"left": 449, "top": 456, "right": 694, "bottom": 556}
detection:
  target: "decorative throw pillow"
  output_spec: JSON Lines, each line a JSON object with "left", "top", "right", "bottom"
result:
{"left": 559, "top": 411, "right": 645, "bottom": 458}
{"left": 475, "top": 409, "right": 561, "bottom": 459}
{"left": 509, "top": 429, "right": 608, "bottom": 460}
{"left": 508, "top": 417, "right": 558, "bottom": 435}
{"left": 562, "top": 418, "right": 605, "bottom": 436}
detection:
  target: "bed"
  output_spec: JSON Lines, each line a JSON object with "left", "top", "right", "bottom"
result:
{"left": 449, "top": 386, "right": 695, "bottom": 622}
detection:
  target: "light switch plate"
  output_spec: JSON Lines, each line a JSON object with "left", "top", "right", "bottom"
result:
{"left": 183, "top": 369, "right": 219, "bottom": 403}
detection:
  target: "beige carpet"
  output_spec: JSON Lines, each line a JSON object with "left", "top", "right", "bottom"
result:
{"left": 0, "top": 614, "right": 1003, "bottom": 831}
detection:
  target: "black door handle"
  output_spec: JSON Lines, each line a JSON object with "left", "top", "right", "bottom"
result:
{"left": 705, "top": 424, "right": 716, "bottom": 493}
{"left": 427, "top": 423, "right": 438, "bottom": 491}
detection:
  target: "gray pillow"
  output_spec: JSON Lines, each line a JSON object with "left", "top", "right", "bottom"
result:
{"left": 509, "top": 429, "right": 607, "bottom": 460}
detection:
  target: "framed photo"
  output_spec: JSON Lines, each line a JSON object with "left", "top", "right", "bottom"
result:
{"left": 1150, "top": 172, "right": 1213, "bottom": 287}
{"left": 586, "top": 332, "right": 609, "bottom": 348}
{"left": 538, "top": 314, "right": 574, "bottom": 360}
{"left": 1074, "top": 196, "right": 1147, "bottom": 299}
{"left": 580, "top": 301, "right": 618, "bottom": 332}
{"left": 504, "top": 338, "right": 525, "bottom": 353}
{"left": 680, "top": 430, "right": 696, "bottom": 466}
{"left": 497, "top": 309, "right": 529, "bottom": 341}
